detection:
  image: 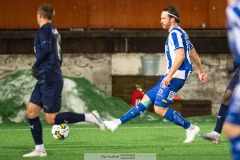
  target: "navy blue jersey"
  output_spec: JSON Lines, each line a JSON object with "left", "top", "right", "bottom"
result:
{"left": 34, "top": 23, "right": 62, "bottom": 82}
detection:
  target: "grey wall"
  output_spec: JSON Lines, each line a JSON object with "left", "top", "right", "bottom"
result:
{"left": 0, "top": 53, "right": 234, "bottom": 115}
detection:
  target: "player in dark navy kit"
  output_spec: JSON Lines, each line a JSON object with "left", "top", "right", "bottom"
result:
{"left": 224, "top": 0, "right": 240, "bottom": 159}
{"left": 199, "top": 67, "right": 239, "bottom": 144}
{"left": 23, "top": 3, "right": 104, "bottom": 157}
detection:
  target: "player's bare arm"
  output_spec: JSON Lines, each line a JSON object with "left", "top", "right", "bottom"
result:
{"left": 190, "top": 47, "right": 207, "bottom": 83}
{"left": 162, "top": 48, "right": 184, "bottom": 86}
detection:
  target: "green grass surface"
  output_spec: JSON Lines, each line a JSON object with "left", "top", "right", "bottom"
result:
{"left": 0, "top": 122, "right": 231, "bottom": 160}
{"left": 0, "top": 70, "right": 232, "bottom": 160}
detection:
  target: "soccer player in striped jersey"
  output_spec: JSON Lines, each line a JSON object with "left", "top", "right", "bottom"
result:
{"left": 224, "top": 0, "right": 240, "bottom": 159}
{"left": 104, "top": 6, "right": 207, "bottom": 143}
{"left": 23, "top": 3, "right": 104, "bottom": 158}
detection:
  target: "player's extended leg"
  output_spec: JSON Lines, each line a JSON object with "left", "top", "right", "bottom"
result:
{"left": 153, "top": 78, "right": 200, "bottom": 143}
{"left": 23, "top": 103, "right": 47, "bottom": 157}
{"left": 43, "top": 108, "right": 105, "bottom": 131}
{"left": 47, "top": 111, "right": 105, "bottom": 131}
{"left": 104, "top": 78, "right": 199, "bottom": 143}
{"left": 215, "top": 90, "right": 232, "bottom": 132}
{"left": 42, "top": 79, "right": 105, "bottom": 131}
{"left": 103, "top": 81, "right": 161, "bottom": 132}
{"left": 104, "top": 94, "right": 152, "bottom": 132}
{"left": 154, "top": 106, "right": 199, "bottom": 143}
{"left": 199, "top": 69, "right": 239, "bottom": 143}
{"left": 198, "top": 90, "right": 232, "bottom": 144}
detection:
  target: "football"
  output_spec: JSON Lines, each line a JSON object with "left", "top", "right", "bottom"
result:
{"left": 51, "top": 124, "right": 69, "bottom": 140}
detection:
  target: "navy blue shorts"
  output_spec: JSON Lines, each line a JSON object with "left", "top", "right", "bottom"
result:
{"left": 146, "top": 75, "right": 185, "bottom": 107}
{"left": 225, "top": 83, "right": 240, "bottom": 125}
{"left": 227, "top": 68, "right": 240, "bottom": 91}
{"left": 30, "top": 80, "right": 63, "bottom": 113}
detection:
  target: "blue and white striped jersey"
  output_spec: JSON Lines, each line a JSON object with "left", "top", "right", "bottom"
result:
{"left": 165, "top": 26, "right": 193, "bottom": 80}
{"left": 226, "top": 0, "right": 240, "bottom": 66}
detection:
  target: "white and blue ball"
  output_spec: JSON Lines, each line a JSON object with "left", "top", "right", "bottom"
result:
{"left": 51, "top": 124, "right": 69, "bottom": 140}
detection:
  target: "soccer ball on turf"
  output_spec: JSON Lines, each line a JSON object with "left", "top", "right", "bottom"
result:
{"left": 51, "top": 124, "right": 69, "bottom": 140}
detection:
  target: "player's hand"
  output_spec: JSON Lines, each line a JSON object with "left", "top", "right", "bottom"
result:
{"left": 32, "top": 66, "right": 43, "bottom": 80}
{"left": 198, "top": 72, "right": 207, "bottom": 83}
{"left": 162, "top": 75, "right": 172, "bottom": 86}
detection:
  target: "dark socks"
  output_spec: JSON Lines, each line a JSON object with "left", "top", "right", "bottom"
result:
{"left": 28, "top": 116, "right": 43, "bottom": 145}
{"left": 214, "top": 104, "right": 228, "bottom": 134}
{"left": 55, "top": 112, "right": 85, "bottom": 124}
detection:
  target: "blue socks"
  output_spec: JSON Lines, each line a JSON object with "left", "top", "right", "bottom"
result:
{"left": 55, "top": 112, "right": 85, "bottom": 124}
{"left": 28, "top": 117, "right": 43, "bottom": 145}
{"left": 120, "top": 103, "right": 147, "bottom": 124}
{"left": 164, "top": 108, "right": 190, "bottom": 129}
{"left": 230, "top": 136, "right": 240, "bottom": 160}
{"left": 119, "top": 102, "right": 190, "bottom": 129}
{"left": 214, "top": 104, "right": 228, "bottom": 134}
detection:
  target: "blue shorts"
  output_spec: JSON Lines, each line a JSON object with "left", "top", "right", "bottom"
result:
{"left": 30, "top": 80, "right": 63, "bottom": 113}
{"left": 146, "top": 76, "right": 185, "bottom": 107}
{"left": 227, "top": 68, "right": 240, "bottom": 91}
{"left": 225, "top": 83, "right": 240, "bottom": 125}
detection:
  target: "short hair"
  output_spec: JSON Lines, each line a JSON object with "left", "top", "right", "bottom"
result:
{"left": 162, "top": 6, "right": 180, "bottom": 23}
{"left": 38, "top": 3, "right": 55, "bottom": 20}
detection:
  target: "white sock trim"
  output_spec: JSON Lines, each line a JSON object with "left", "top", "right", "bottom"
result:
{"left": 114, "top": 119, "right": 122, "bottom": 125}
{"left": 84, "top": 113, "right": 93, "bottom": 122}
{"left": 35, "top": 144, "right": 45, "bottom": 152}
{"left": 212, "top": 131, "right": 221, "bottom": 137}
{"left": 186, "top": 124, "right": 196, "bottom": 130}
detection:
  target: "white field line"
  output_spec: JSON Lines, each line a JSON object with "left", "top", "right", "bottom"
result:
{"left": 0, "top": 125, "right": 212, "bottom": 131}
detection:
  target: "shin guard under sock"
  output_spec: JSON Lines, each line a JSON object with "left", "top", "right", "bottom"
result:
{"left": 164, "top": 108, "right": 190, "bottom": 129}
{"left": 120, "top": 103, "right": 147, "bottom": 124}
{"left": 55, "top": 112, "right": 85, "bottom": 124}
{"left": 214, "top": 104, "right": 228, "bottom": 134}
{"left": 28, "top": 116, "right": 43, "bottom": 145}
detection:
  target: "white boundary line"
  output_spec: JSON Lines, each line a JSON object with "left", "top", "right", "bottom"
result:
{"left": 0, "top": 125, "right": 212, "bottom": 131}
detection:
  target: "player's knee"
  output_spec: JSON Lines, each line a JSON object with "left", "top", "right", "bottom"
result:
{"left": 26, "top": 103, "right": 42, "bottom": 119}
{"left": 44, "top": 114, "right": 57, "bottom": 125}
{"left": 45, "top": 117, "right": 55, "bottom": 125}
{"left": 26, "top": 110, "right": 38, "bottom": 119}
{"left": 154, "top": 106, "right": 167, "bottom": 117}
{"left": 222, "top": 91, "right": 233, "bottom": 105}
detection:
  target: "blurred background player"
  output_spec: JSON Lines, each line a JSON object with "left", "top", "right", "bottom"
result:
{"left": 132, "top": 84, "right": 144, "bottom": 106}
{"left": 104, "top": 6, "right": 207, "bottom": 143}
{"left": 23, "top": 3, "right": 104, "bottom": 158}
{"left": 224, "top": 0, "right": 240, "bottom": 159}
{"left": 199, "top": 67, "right": 239, "bottom": 144}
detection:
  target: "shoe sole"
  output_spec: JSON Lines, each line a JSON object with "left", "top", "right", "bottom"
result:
{"left": 23, "top": 154, "right": 47, "bottom": 157}
{"left": 23, "top": 151, "right": 47, "bottom": 157}
{"left": 91, "top": 110, "right": 105, "bottom": 131}
{"left": 91, "top": 110, "right": 104, "bottom": 124}
{"left": 213, "top": 141, "right": 220, "bottom": 144}
{"left": 198, "top": 134, "right": 220, "bottom": 144}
